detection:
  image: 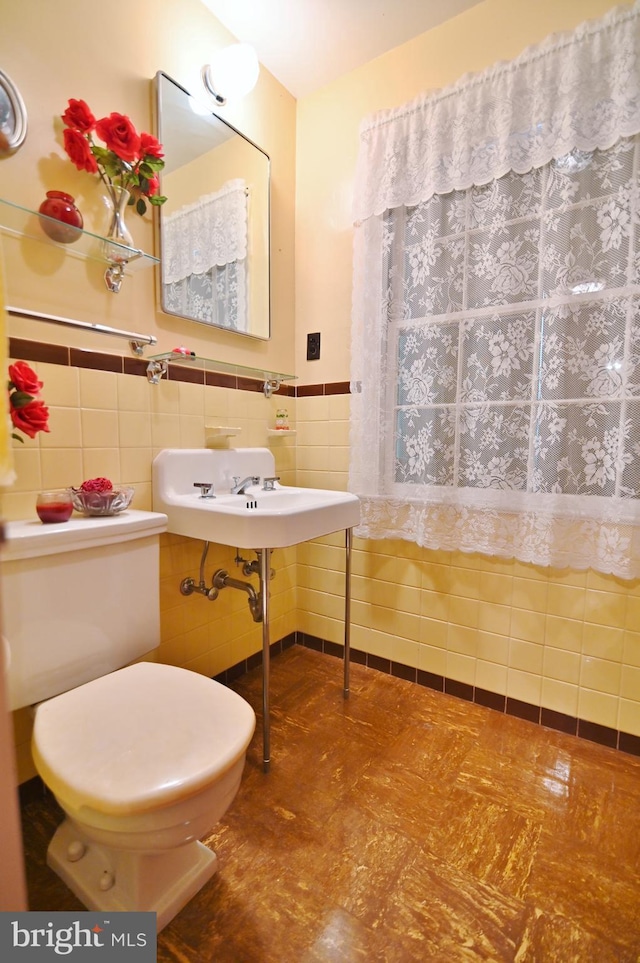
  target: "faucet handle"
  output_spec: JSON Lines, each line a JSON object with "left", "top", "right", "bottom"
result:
{"left": 262, "top": 476, "right": 280, "bottom": 491}
{"left": 194, "top": 482, "right": 215, "bottom": 498}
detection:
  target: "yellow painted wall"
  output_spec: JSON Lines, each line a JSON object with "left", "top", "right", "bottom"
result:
{"left": 0, "top": 0, "right": 295, "bottom": 372}
{"left": 294, "top": 0, "right": 640, "bottom": 742}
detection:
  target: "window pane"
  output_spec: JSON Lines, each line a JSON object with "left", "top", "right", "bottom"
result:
{"left": 394, "top": 407, "right": 456, "bottom": 485}
{"left": 531, "top": 402, "right": 621, "bottom": 496}
{"left": 470, "top": 167, "right": 542, "bottom": 228}
{"left": 460, "top": 312, "right": 535, "bottom": 403}
{"left": 538, "top": 300, "right": 627, "bottom": 401}
{"left": 397, "top": 323, "right": 458, "bottom": 405}
{"left": 467, "top": 223, "right": 540, "bottom": 308}
{"left": 458, "top": 404, "right": 530, "bottom": 490}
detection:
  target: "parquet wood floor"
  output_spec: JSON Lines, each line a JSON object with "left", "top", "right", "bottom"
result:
{"left": 19, "top": 645, "right": 640, "bottom": 961}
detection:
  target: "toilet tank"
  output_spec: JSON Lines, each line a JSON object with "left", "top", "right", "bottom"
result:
{"left": 1, "top": 510, "right": 168, "bottom": 711}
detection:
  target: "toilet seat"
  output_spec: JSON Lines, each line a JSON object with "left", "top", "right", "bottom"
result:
{"left": 32, "top": 662, "right": 256, "bottom": 816}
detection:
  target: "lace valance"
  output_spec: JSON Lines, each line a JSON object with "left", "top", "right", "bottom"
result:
{"left": 352, "top": 1, "right": 640, "bottom": 224}
{"left": 162, "top": 179, "right": 247, "bottom": 285}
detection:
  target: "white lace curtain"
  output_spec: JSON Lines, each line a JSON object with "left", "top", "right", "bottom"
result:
{"left": 162, "top": 179, "right": 248, "bottom": 331}
{"left": 350, "top": 2, "right": 640, "bottom": 577}
{"left": 352, "top": 3, "right": 640, "bottom": 223}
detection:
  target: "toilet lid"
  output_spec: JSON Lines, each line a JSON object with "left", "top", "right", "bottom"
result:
{"left": 32, "top": 662, "right": 256, "bottom": 815}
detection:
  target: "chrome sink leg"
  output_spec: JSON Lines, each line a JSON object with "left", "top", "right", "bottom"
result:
{"left": 260, "top": 547, "right": 271, "bottom": 772}
{"left": 344, "top": 527, "right": 352, "bottom": 699}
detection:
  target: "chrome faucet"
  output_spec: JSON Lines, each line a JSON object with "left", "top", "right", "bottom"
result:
{"left": 231, "top": 475, "right": 260, "bottom": 495}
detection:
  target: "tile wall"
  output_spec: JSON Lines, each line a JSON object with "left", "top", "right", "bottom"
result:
{"left": 6, "top": 345, "right": 640, "bottom": 781}
{"left": 295, "top": 394, "right": 640, "bottom": 756}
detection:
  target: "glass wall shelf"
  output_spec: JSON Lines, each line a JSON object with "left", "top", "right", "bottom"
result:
{"left": 0, "top": 197, "right": 159, "bottom": 292}
{"left": 146, "top": 351, "right": 297, "bottom": 397}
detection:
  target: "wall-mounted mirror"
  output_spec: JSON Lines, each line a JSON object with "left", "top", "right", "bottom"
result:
{"left": 155, "top": 71, "right": 270, "bottom": 340}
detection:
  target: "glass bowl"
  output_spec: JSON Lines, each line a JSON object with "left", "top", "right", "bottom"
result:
{"left": 69, "top": 486, "right": 134, "bottom": 517}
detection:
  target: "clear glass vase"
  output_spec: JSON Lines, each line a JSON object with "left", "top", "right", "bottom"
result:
{"left": 101, "top": 186, "right": 134, "bottom": 293}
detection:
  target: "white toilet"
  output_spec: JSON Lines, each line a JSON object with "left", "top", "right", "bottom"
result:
{"left": 2, "top": 510, "right": 256, "bottom": 930}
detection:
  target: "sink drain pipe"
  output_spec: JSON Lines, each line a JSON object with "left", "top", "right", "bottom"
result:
{"left": 211, "top": 569, "right": 262, "bottom": 622}
{"left": 179, "top": 543, "right": 264, "bottom": 622}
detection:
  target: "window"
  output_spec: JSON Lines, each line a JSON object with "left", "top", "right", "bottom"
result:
{"left": 349, "top": 3, "right": 640, "bottom": 576}
{"left": 388, "top": 137, "right": 639, "bottom": 500}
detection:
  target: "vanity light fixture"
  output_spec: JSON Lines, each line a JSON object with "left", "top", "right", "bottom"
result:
{"left": 201, "top": 43, "right": 260, "bottom": 106}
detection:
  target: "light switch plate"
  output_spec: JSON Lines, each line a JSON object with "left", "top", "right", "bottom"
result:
{"left": 307, "top": 332, "right": 321, "bottom": 360}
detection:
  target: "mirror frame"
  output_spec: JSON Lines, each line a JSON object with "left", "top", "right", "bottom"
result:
{"left": 0, "top": 69, "right": 27, "bottom": 155}
{"left": 155, "top": 71, "right": 271, "bottom": 340}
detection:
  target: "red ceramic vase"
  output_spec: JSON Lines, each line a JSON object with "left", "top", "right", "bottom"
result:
{"left": 38, "top": 190, "right": 83, "bottom": 244}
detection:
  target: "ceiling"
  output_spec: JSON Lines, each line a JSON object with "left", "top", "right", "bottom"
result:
{"left": 200, "top": 0, "right": 484, "bottom": 99}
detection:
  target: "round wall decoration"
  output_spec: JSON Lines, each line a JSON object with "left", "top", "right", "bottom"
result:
{"left": 0, "top": 69, "right": 27, "bottom": 155}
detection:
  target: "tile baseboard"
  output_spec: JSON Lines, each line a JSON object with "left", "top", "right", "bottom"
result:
{"left": 18, "top": 629, "right": 639, "bottom": 797}
{"left": 293, "top": 632, "right": 639, "bottom": 758}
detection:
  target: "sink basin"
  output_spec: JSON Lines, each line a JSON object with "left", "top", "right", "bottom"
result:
{"left": 156, "top": 487, "right": 360, "bottom": 548}
{"left": 152, "top": 448, "right": 360, "bottom": 548}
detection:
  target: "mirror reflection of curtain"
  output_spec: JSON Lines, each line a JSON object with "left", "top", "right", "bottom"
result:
{"left": 162, "top": 178, "right": 248, "bottom": 331}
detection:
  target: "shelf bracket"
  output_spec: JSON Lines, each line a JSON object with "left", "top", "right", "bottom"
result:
{"left": 104, "top": 262, "right": 126, "bottom": 294}
{"left": 146, "top": 359, "right": 169, "bottom": 384}
{"left": 263, "top": 378, "right": 281, "bottom": 398}
{"left": 104, "top": 250, "right": 143, "bottom": 294}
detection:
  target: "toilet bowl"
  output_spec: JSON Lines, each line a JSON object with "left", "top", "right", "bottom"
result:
{"left": 33, "top": 661, "right": 255, "bottom": 929}
{"left": 2, "top": 512, "right": 256, "bottom": 930}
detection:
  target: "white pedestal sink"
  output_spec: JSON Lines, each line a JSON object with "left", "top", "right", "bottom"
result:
{"left": 152, "top": 449, "right": 360, "bottom": 769}
{"left": 152, "top": 448, "right": 359, "bottom": 548}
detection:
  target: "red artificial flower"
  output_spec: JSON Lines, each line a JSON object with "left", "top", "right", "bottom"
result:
{"left": 63, "top": 127, "right": 99, "bottom": 174}
{"left": 8, "top": 361, "right": 50, "bottom": 443}
{"left": 10, "top": 399, "right": 50, "bottom": 439}
{"left": 139, "top": 132, "right": 164, "bottom": 159}
{"left": 62, "top": 98, "right": 96, "bottom": 134}
{"left": 59, "top": 99, "right": 167, "bottom": 216}
{"left": 79, "top": 477, "right": 113, "bottom": 493}
{"left": 95, "top": 112, "right": 141, "bottom": 163}
{"left": 8, "top": 361, "right": 43, "bottom": 396}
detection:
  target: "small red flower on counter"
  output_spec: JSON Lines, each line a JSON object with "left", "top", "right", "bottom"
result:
{"left": 8, "top": 361, "right": 50, "bottom": 442}
{"left": 76, "top": 477, "right": 113, "bottom": 493}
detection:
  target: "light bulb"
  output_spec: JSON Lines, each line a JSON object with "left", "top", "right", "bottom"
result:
{"left": 202, "top": 43, "right": 260, "bottom": 106}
